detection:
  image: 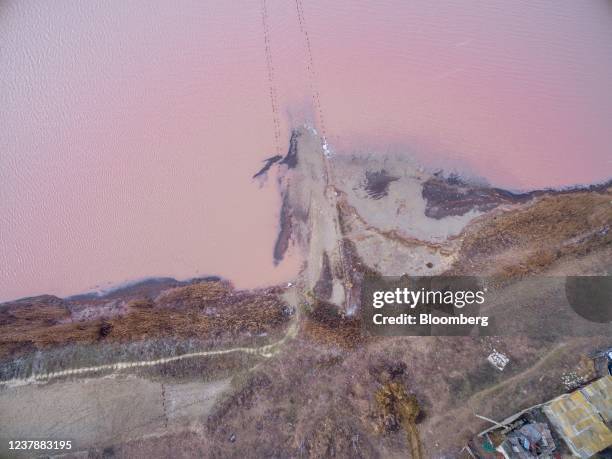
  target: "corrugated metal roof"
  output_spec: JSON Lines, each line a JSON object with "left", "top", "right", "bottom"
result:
{"left": 581, "top": 374, "right": 612, "bottom": 424}
{"left": 543, "top": 375, "right": 612, "bottom": 458}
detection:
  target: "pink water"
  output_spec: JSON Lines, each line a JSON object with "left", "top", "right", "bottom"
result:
{"left": 1, "top": 1, "right": 611, "bottom": 301}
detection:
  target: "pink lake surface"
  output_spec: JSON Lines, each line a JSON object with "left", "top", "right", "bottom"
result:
{"left": 1, "top": 1, "right": 611, "bottom": 301}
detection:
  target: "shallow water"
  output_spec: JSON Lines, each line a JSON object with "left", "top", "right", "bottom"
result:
{"left": 1, "top": 1, "right": 611, "bottom": 300}
{"left": 295, "top": 0, "right": 612, "bottom": 189}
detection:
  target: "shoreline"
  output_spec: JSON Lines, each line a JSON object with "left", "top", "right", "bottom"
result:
{"left": 0, "top": 127, "right": 610, "bottom": 457}
{"left": 3, "top": 141, "right": 610, "bottom": 305}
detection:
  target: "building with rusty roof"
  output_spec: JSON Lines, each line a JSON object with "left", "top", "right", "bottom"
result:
{"left": 543, "top": 375, "right": 612, "bottom": 458}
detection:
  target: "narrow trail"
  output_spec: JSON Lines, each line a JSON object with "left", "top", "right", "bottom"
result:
{"left": 0, "top": 288, "right": 301, "bottom": 389}
{"left": 294, "top": 0, "right": 328, "bottom": 145}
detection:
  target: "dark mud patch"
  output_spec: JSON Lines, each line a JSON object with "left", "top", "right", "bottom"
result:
{"left": 66, "top": 276, "right": 222, "bottom": 302}
{"left": 422, "top": 175, "right": 531, "bottom": 219}
{"left": 448, "top": 190, "right": 612, "bottom": 277}
{"left": 423, "top": 174, "right": 612, "bottom": 220}
{"left": 252, "top": 130, "right": 301, "bottom": 180}
{"left": 273, "top": 192, "right": 293, "bottom": 265}
{"left": 280, "top": 130, "right": 301, "bottom": 169}
{"left": 362, "top": 169, "right": 399, "bottom": 199}
{"left": 313, "top": 251, "right": 333, "bottom": 300}
{"left": 252, "top": 155, "right": 283, "bottom": 179}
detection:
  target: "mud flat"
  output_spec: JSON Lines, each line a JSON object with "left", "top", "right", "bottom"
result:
{"left": 273, "top": 127, "right": 611, "bottom": 308}
{"left": 0, "top": 127, "right": 610, "bottom": 457}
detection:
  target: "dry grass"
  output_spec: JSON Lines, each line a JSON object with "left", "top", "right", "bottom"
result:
{"left": 108, "top": 296, "right": 287, "bottom": 342}
{"left": 0, "top": 298, "right": 92, "bottom": 356}
{"left": 375, "top": 382, "right": 423, "bottom": 459}
{"left": 303, "top": 300, "right": 365, "bottom": 349}
{"left": 0, "top": 319, "right": 103, "bottom": 358}
{"left": 155, "top": 281, "right": 233, "bottom": 308}
{"left": 0, "top": 282, "right": 289, "bottom": 358}
{"left": 452, "top": 191, "right": 612, "bottom": 277}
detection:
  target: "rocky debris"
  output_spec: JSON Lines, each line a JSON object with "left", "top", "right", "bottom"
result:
{"left": 67, "top": 299, "right": 130, "bottom": 323}
{"left": 487, "top": 350, "right": 510, "bottom": 371}
{"left": 560, "top": 371, "right": 588, "bottom": 391}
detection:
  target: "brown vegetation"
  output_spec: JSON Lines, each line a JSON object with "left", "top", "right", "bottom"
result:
{"left": 375, "top": 382, "right": 423, "bottom": 459}
{"left": 155, "top": 281, "right": 233, "bottom": 308}
{"left": 108, "top": 295, "right": 287, "bottom": 341}
{"left": 451, "top": 191, "right": 612, "bottom": 277}
{"left": 303, "top": 300, "right": 365, "bottom": 349}
{"left": 0, "top": 281, "right": 289, "bottom": 359}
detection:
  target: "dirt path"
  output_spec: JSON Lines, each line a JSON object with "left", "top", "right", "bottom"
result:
{"left": 0, "top": 287, "right": 301, "bottom": 389}
{"left": 0, "top": 288, "right": 303, "bottom": 456}
{"left": 468, "top": 344, "right": 568, "bottom": 406}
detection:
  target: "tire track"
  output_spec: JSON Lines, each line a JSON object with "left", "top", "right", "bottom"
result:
{"left": 261, "top": 0, "right": 282, "bottom": 155}
{"left": 1, "top": 290, "right": 301, "bottom": 388}
{"left": 295, "top": 0, "right": 328, "bottom": 145}
{"left": 0, "top": 344, "right": 271, "bottom": 388}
